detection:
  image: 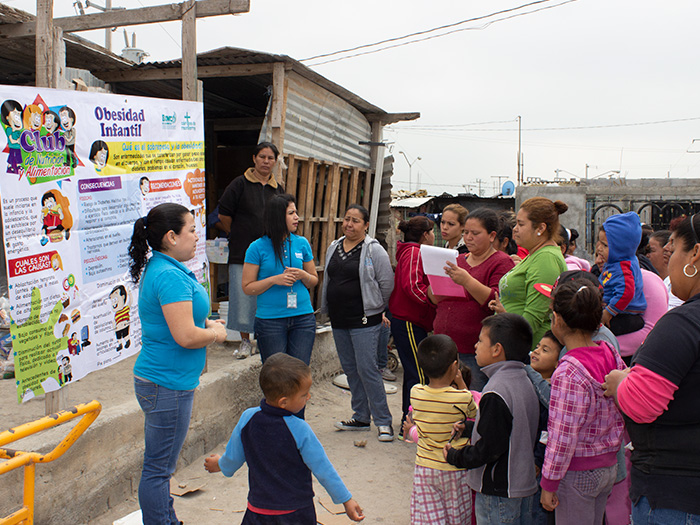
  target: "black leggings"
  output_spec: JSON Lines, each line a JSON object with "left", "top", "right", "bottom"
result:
{"left": 609, "top": 313, "right": 644, "bottom": 336}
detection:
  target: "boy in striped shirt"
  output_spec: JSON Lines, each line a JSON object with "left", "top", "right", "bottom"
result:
{"left": 410, "top": 334, "right": 477, "bottom": 524}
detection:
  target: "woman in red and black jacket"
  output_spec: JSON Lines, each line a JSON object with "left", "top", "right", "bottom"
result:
{"left": 388, "top": 216, "right": 437, "bottom": 433}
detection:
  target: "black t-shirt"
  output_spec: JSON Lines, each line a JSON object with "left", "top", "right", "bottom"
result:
{"left": 326, "top": 242, "right": 381, "bottom": 329}
{"left": 627, "top": 292, "right": 700, "bottom": 514}
{"left": 217, "top": 174, "right": 282, "bottom": 264}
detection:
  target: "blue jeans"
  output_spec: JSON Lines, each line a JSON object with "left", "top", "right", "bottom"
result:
{"left": 458, "top": 353, "right": 489, "bottom": 392}
{"left": 134, "top": 376, "right": 195, "bottom": 525}
{"left": 475, "top": 492, "right": 537, "bottom": 525}
{"left": 332, "top": 324, "right": 392, "bottom": 427}
{"left": 254, "top": 313, "right": 316, "bottom": 365}
{"left": 376, "top": 322, "right": 391, "bottom": 369}
{"left": 632, "top": 496, "right": 700, "bottom": 525}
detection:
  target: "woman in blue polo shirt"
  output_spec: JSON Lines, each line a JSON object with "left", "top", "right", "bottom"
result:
{"left": 242, "top": 194, "right": 318, "bottom": 365}
{"left": 128, "top": 202, "right": 227, "bottom": 525}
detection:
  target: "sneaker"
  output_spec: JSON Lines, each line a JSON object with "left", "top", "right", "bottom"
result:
{"left": 377, "top": 425, "right": 395, "bottom": 442}
{"left": 335, "top": 418, "right": 370, "bottom": 431}
{"left": 380, "top": 368, "right": 397, "bottom": 381}
{"left": 236, "top": 339, "right": 252, "bottom": 360}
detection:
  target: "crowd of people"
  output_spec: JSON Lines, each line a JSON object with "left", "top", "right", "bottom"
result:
{"left": 126, "top": 142, "right": 699, "bottom": 525}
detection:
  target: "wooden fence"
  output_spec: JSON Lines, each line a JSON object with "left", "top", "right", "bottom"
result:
{"left": 283, "top": 154, "right": 376, "bottom": 307}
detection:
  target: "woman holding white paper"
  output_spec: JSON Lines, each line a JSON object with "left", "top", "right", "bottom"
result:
{"left": 434, "top": 208, "right": 514, "bottom": 390}
{"left": 388, "top": 216, "right": 437, "bottom": 432}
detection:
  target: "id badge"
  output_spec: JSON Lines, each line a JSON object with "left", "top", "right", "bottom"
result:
{"left": 287, "top": 291, "right": 297, "bottom": 309}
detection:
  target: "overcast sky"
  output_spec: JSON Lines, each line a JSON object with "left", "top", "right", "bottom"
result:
{"left": 23, "top": 0, "right": 700, "bottom": 196}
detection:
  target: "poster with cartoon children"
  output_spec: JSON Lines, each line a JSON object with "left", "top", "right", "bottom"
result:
{"left": 1, "top": 84, "right": 206, "bottom": 403}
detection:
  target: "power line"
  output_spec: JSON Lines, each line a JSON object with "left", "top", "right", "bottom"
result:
{"left": 391, "top": 116, "right": 700, "bottom": 132}
{"left": 300, "top": 0, "right": 556, "bottom": 62}
{"left": 302, "top": 0, "right": 579, "bottom": 66}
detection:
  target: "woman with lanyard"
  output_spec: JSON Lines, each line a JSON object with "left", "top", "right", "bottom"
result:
{"left": 490, "top": 197, "right": 568, "bottom": 348}
{"left": 128, "top": 203, "right": 227, "bottom": 524}
{"left": 218, "top": 142, "right": 283, "bottom": 358}
{"left": 604, "top": 213, "right": 700, "bottom": 524}
{"left": 242, "top": 194, "right": 318, "bottom": 365}
{"left": 321, "top": 204, "right": 395, "bottom": 442}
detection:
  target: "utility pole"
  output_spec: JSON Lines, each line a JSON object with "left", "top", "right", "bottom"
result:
{"left": 398, "top": 150, "right": 421, "bottom": 192}
{"left": 80, "top": 0, "right": 124, "bottom": 52}
{"left": 492, "top": 175, "right": 509, "bottom": 195}
{"left": 475, "top": 178, "right": 484, "bottom": 197}
{"left": 517, "top": 115, "right": 522, "bottom": 185}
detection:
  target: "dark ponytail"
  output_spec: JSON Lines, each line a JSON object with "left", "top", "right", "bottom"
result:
{"left": 398, "top": 216, "right": 434, "bottom": 243}
{"left": 128, "top": 202, "right": 191, "bottom": 283}
{"left": 551, "top": 279, "right": 603, "bottom": 333}
{"left": 264, "top": 194, "right": 296, "bottom": 265}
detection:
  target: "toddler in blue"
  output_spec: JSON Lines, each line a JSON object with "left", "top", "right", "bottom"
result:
{"left": 204, "top": 353, "right": 364, "bottom": 524}
{"left": 598, "top": 212, "right": 647, "bottom": 335}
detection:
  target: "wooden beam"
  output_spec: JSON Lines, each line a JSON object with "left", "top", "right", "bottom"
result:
{"left": 270, "top": 61, "right": 287, "bottom": 183}
{"left": 303, "top": 160, "right": 316, "bottom": 246}
{"left": 94, "top": 63, "right": 275, "bottom": 83}
{"left": 0, "top": 0, "right": 250, "bottom": 38}
{"left": 321, "top": 163, "right": 341, "bottom": 256}
{"left": 285, "top": 154, "right": 298, "bottom": 198}
{"left": 181, "top": 0, "right": 197, "bottom": 101}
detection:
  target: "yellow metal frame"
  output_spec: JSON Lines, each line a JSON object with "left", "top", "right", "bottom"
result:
{"left": 0, "top": 400, "right": 102, "bottom": 525}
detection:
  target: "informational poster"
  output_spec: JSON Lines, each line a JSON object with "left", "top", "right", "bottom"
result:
{"left": 0, "top": 85, "right": 208, "bottom": 403}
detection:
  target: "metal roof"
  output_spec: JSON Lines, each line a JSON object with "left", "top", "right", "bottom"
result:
{"left": 390, "top": 196, "right": 435, "bottom": 209}
{"left": 116, "top": 46, "right": 388, "bottom": 116}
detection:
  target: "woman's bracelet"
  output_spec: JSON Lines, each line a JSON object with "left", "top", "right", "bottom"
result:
{"left": 210, "top": 327, "right": 218, "bottom": 345}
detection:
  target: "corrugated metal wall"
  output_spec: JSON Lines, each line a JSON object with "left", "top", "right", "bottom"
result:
{"left": 260, "top": 72, "right": 372, "bottom": 169}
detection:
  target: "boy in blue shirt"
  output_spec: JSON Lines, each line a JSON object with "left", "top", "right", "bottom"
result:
{"left": 204, "top": 353, "right": 364, "bottom": 524}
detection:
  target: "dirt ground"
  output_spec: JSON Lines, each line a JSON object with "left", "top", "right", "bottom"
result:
{"left": 0, "top": 343, "right": 416, "bottom": 524}
{"left": 87, "top": 366, "right": 415, "bottom": 525}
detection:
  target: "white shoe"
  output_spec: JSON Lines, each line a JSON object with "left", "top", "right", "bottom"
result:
{"left": 380, "top": 368, "right": 396, "bottom": 381}
{"left": 236, "top": 339, "right": 252, "bottom": 359}
{"left": 377, "top": 425, "right": 395, "bottom": 442}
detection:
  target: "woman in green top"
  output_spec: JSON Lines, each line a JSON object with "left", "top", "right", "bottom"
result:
{"left": 490, "top": 197, "right": 568, "bottom": 348}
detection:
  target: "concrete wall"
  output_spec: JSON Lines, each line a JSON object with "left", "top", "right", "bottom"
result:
{"left": 0, "top": 332, "right": 341, "bottom": 525}
{"left": 517, "top": 177, "right": 700, "bottom": 255}
{"left": 516, "top": 184, "right": 588, "bottom": 252}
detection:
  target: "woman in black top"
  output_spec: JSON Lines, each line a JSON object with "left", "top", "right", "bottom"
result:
{"left": 605, "top": 214, "right": 700, "bottom": 523}
{"left": 217, "top": 142, "right": 283, "bottom": 358}
{"left": 321, "top": 204, "right": 395, "bottom": 442}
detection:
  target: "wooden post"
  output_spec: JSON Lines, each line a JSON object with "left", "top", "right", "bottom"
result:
{"left": 270, "top": 62, "right": 286, "bottom": 183}
{"left": 285, "top": 154, "right": 297, "bottom": 197}
{"left": 368, "top": 121, "right": 384, "bottom": 237}
{"left": 35, "top": 0, "right": 53, "bottom": 88}
{"left": 36, "top": 0, "right": 67, "bottom": 414}
{"left": 181, "top": 0, "right": 198, "bottom": 101}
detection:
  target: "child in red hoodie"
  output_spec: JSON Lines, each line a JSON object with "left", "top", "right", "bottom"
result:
{"left": 389, "top": 216, "right": 437, "bottom": 434}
